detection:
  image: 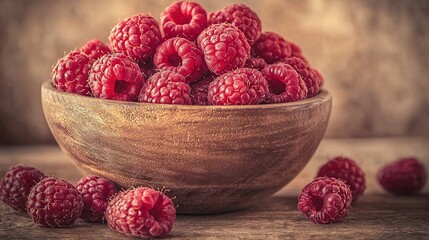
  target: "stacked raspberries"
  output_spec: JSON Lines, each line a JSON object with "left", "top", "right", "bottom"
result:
{"left": 51, "top": 1, "right": 324, "bottom": 106}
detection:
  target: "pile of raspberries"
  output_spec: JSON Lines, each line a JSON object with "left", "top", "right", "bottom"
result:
{"left": 52, "top": 1, "right": 324, "bottom": 106}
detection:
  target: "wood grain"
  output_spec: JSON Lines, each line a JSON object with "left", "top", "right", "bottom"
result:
{"left": 40, "top": 82, "right": 332, "bottom": 214}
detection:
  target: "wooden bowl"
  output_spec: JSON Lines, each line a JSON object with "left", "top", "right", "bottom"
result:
{"left": 41, "top": 81, "right": 332, "bottom": 214}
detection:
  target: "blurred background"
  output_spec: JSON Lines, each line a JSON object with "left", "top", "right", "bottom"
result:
{"left": 1, "top": 0, "right": 429, "bottom": 145}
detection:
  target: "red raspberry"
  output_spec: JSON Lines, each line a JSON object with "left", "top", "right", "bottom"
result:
{"left": 160, "top": 1, "right": 207, "bottom": 41}
{"left": 313, "top": 68, "right": 324, "bottom": 87}
{"left": 138, "top": 71, "right": 191, "bottom": 104}
{"left": 282, "top": 57, "right": 320, "bottom": 97}
{"left": 245, "top": 57, "right": 267, "bottom": 71}
{"left": 317, "top": 156, "right": 366, "bottom": 201}
{"left": 109, "top": 13, "right": 162, "bottom": 62}
{"left": 378, "top": 157, "right": 427, "bottom": 195}
{"left": 79, "top": 39, "right": 111, "bottom": 61}
{"left": 190, "top": 74, "right": 215, "bottom": 105}
{"left": 208, "top": 68, "right": 268, "bottom": 105}
{"left": 154, "top": 37, "right": 207, "bottom": 83}
{"left": 287, "top": 40, "right": 308, "bottom": 63}
{"left": 139, "top": 59, "right": 157, "bottom": 79}
{"left": 52, "top": 50, "right": 93, "bottom": 96}
{"left": 261, "top": 63, "right": 307, "bottom": 103}
{"left": 105, "top": 187, "right": 176, "bottom": 239}
{"left": 27, "top": 177, "right": 84, "bottom": 228}
{"left": 0, "top": 165, "right": 45, "bottom": 211}
{"left": 208, "top": 4, "right": 261, "bottom": 45}
{"left": 75, "top": 175, "right": 118, "bottom": 222}
{"left": 89, "top": 53, "right": 144, "bottom": 101}
{"left": 298, "top": 177, "right": 352, "bottom": 224}
{"left": 252, "top": 32, "right": 291, "bottom": 64}
{"left": 197, "top": 23, "right": 250, "bottom": 75}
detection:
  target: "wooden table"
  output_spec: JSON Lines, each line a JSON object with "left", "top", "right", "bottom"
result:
{"left": 1, "top": 138, "right": 429, "bottom": 239}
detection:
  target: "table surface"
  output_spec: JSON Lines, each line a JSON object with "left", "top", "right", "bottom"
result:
{"left": 1, "top": 137, "right": 429, "bottom": 239}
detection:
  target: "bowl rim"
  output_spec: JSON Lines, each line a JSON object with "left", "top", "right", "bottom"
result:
{"left": 42, "top": 81, "right": 331, "bottom": 110}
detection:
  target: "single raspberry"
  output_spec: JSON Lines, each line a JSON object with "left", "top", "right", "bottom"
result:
{"left": 208, "top": 4, "right": 261, "bottom": 45}
{"left": 89, "top": 53, "right": 144, "bottom": 101}
{"left": 27, "top": 177, "right": 84, "bottom": 228}
{"left": 197, "top": 23, "right": 250, "bottom": 75}
{"left": 160, "top": 1, "right": 207, "bottom": 41}
{"left": 190, "top": 74, "right": 215, "bottom": 105}
{"left": 138, "top": 71, "right": 191, "bottom": 104}
{"left": 282, "top": 57, "right": 320, "bottom": 97}
{"left": 154, "top": 37, "right": 207, "bottom": 83}
{"left": 317, "top": 156, "right": 366, "bottom": 201}
{"left": 105, "top": 187, "right": 176, "bottom": 239}
{"left": 0, "top": 165, "right": 45, "bottom": 211}
{"left": 208, "top": 68, "right": 268, "bottom": 105}
{"left": 252, "top": 32, "right": 291, "bottom": 64}
{"left": 287, "top": 40, "right": 308, "bottom": 63}
{"left": 52, "top": 50, "right": 93, "bottom": 96}
{"left": 79, "top": 39, "right": 112, "bottom": 61}
{"left": 261, "top": 63, "right": 307, "bottom": 103}
{"left": 139, "top": 59, "right": 157, "bottom": 79}
{"left": 75, "top": 175, "right": 118, "bottom": 222}
{"left": 313, "top": 68, "right": 324, "bottom": 87}
{"left": 245, "top": 57, "right": 267, "bottom": 71}
{"left": 298, "top": 177, "right": 352, "bottom": 224}
{"left": 109, "top": 13, "right": 162, "bottom": 62}
{"left": 378, "top": 157, "right": 427, "bottom": 195}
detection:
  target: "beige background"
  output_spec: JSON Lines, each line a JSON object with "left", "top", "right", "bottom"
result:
{"left": 1, "top": 0, "right": 429, "bottom": 145}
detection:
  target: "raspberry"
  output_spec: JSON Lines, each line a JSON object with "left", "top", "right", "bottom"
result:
{"left": 261, "top": 63, "right": 307, "bottom": 103}
{"left": 298, "top": 177, "right": 352, "bottom": 224}
{"left": 109, "top": 13, "right": 162, "bottom": 62}
{"left": 197, "top": 23, "right": 250, "bottom": 75}
{"left": 313, "top": 68, "right": 324, "bottom": 87}
{"left": 89, "top": 53, "right": 144, "bottom": 101}
{"left": 79, "top": 39, "right": 112, "bottom": 61}
{"left": 287, "top": 40, "right": 308, "bottom": 63}
{"left": 190, "top": 74, "right": 215, "bottom": 105}
{"left": 154, "top": 37, "right": 207, "bottom": 83}
{"left": 139, "top": 59, "right": 157, "bottom": 79}
{"left": 208, "top": 4, "right": 261, "bottom": 45}
{"left": 52, "top": 50, "right": 93, "bottom": 96}
{"left": 282, "top": 57, "right": 320, "bottom": 97}
{"left": 27, "top": 177, "right": 84, "bottom": 228}
{"left": 245, "top": 57, "right": 267, "bottom": 71}
{"left": 138, "top": 71, "right": 191, "bottom": 104}
{"left": 160, "top": 1, "right": 207, "bottom": 41}
{"left": 378, "top": 157, "right": 427, "bottom": 195}
{"left": 252, "top": 32, "right": 291, "bottom": 64}
{"left": 208, "top": 68, "right": 268, "bottom": 105}
{"left": 0, "top": 165, "right": 45, "bottom": 211}
{"left": 75, "top": 175, "right": 118, "bottom": 222}
{"left": 317, "top": 156, "right": 366, "bottom": 201}
{"left": 105, "top": 187, "right": 176, "bottom": 239}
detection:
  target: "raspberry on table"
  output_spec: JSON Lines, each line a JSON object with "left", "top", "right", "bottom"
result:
{"left": 160, "top": 1, "right": 207, "bottom": 41}
{"left": 190, "top": 74, "right": 215, "bottom": 105}
{"left": 89, "top": 53, "right": 144, "bottom": 101}
{"left": 245, "top": 57, "right": 267, "bottom": 71}
{"left": 109, "top": 13, "right": 162, "bottom": 62}
{"left": 0, "top": 165, "right": 45, "bottom": 212}
{"left": 252, "top": 32, "right": 291, "bottom": 64}
{"left": 197, "top": 23, "right": 250, "bottom": 75}
{"left": 52, "top": 50, "right": 93, "bottom": 96}
{"left": 27, "top": 177, "right": 84, "bottom": 228}
{"left": 79, "top": 39, "right": 112, "bottom": 61}
{"left": 261, "top": 63, "right": 308, "bottom": 103}
{"left": 138, "top": 71, "right": 191, "bottom": 105}
{"left": 208, "top": 68, "right": 268, "bottom": 105}
{"left": 154, "top": 37, "right": 207, "bottom": 83}
{"left": 378, "top": 157, "right": 427, "bottom": 195}
{"left": 298, "top": 177, "right": 352, "bottom": 224}
{"left": 105, "top": 187, "right": 176, "bottom": 239}
{"left": 282, "top": 57, "right": 320, "bottom": 97}
{"left": 317, "top": 156, "right": 366, "bottom": 201}
{"left": 75, "top": 175, "right": 118, "bottom": 222}
{"left": 208, "top": 4, "right": 261, "bottom": 45}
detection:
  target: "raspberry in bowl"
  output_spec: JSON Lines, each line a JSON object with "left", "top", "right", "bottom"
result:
{"left": 41, "top": 81, "right": 331, "bottom": 214}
